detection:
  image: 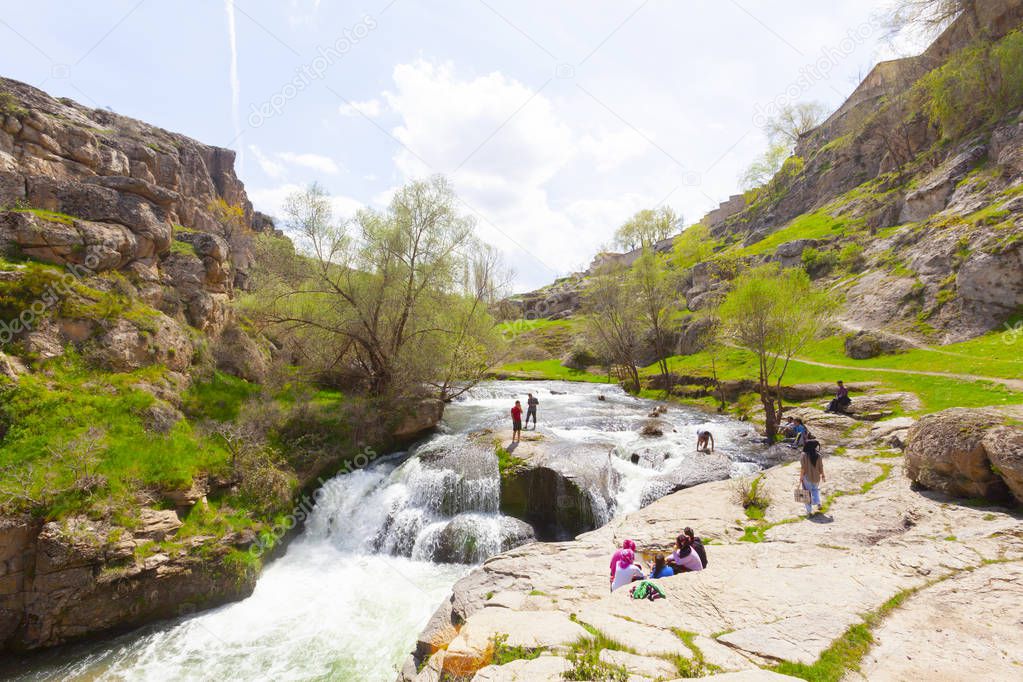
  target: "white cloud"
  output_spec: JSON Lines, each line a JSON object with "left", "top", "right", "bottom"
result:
{"left": 277, "top": 152, "right": 342, "bottom": 175}
{"left": 249, "top": 145, "right": 285, "bottom": 178}
{"left": 338, "top": 98, "right": 384, "bottom": 117}
{"left": 249, "top": 183, "right": 362, "bottom": 224}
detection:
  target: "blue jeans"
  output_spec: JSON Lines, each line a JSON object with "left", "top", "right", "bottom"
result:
{"left": 803, "top": 476, "right": 821, "bottom": 514}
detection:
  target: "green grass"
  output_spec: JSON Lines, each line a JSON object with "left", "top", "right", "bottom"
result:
{"left": 0, "top": 353, "right": 230, "bottom": 518}
{"left": 182, "top": 371, "right": 260, "bottom": 422}
{"left": 732, "top": 210, "right": 862, "bottom": 257}
{"left": 170, "top": 240, "right": 198, "bottom": 257}
{"left": 646, "top": 344, "right": 1022, "bottom": 413}
{"left": 495, "top": 443, "right": 526, "bottom": 477}
{"left": 494, "top": 359, "right": 611, "bottom": 383}
{"left": 8, "top": 206, "right": 78, "bottom": 225}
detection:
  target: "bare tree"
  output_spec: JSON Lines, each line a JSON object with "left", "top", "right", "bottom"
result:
{"left": 764, "top": 102, "right": 829, "bottom": 146}
{"left": 584, "top": 265, "right": 644, "bottom": 391}
{"left": 884, "top": 0, "right": 981, "bottom": 42}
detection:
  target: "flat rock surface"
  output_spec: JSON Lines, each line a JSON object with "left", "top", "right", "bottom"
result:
{"left": 405, "top": 445, "right": 1023, "bottom": 681}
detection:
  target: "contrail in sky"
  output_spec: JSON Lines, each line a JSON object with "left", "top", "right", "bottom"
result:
{"left": 225, "top": 0, "right": 243, "bottom": 169}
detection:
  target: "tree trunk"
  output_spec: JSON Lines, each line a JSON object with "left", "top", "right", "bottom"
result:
{"left": 760, "top": 383, "right": 779, "bottom": 440}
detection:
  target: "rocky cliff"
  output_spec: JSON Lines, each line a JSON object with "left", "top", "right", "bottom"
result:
{"left": 506, "top": 4, "right": 1023, "bottom": 349}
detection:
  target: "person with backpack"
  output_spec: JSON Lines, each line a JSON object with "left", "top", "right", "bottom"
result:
{"left": 799, "top": 439, "right": 826, "bottom": 516}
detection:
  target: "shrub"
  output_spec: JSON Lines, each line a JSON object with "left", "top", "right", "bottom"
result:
{"left": 838, "top": 243, "right": 865, "bottom": 272}
{"left": 733, "top": 475, "right": 771, "bottom": 518}
{"left": 801, "top": 247, "right": 838, "bottom": 277}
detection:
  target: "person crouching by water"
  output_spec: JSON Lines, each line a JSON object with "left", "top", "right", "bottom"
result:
{"left": 609, "top": 539, "right": 637, "bottom": 587}
{"left": 611, "top": 549, "right": 645, "bottom": 591}
{"left": 667, "top": 534, "right": 704, "bottom": 574}
{"left": 696, "top": 429, "right": 714, "bottom": 453}
{"left": 799, "top": 439, "right": 826, "bottom": 516}
{"left": 648, "top": 553, "right": 674, "bottom": 579}
{"left": 510, "top": 400, "right": 523, "bottom": 442}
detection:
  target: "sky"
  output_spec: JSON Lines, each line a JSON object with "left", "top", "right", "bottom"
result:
{"left": 0, "top": 0, "right": 920, "bottom": 292}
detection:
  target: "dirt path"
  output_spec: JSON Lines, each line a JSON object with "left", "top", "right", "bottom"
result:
{"left": 789, "top": 354, "right": 1023, "bottom": 393}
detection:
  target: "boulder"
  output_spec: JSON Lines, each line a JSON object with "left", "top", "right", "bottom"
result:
{"left": 983, "top": 425, "right": 1023, "bottom": 502}
{"left": 213, "top": 324, "right": 269, "bottom": 383}
{"left": 844, "top": 330, "right": 910, "bottom": 359}
{"left": 904, "top": 408, "right": 1010, "bottom": 500}
{"left": 431, "top": 516, "right": 535, "bottom": 564}
{"left": 773, "top": 239, "right": 819, "bottom": 268}
{"left": 498, "top": 437, "right": 618, "bottom": 540}
{"left": 85, "top": 315, "right": 193, "bottom": 373}
{"left": 393, "top": 399, "right": 445, "bottom": 439}
{"left": 956, "top": 249, "right": 1023, "bottom": 312}
{"left": 472, "top": 656, "right": 572, "bottom": 681}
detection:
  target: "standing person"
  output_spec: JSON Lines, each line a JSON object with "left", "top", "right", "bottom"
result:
{"left": 696, "top": 429, "right": 714, "bottom": 453}
{"left": 526, "top": 392, "right": 539, "bottom": 429}
{"left": 827, "top": 381, "right": 851, "bottom": 413}
{"left": 510, "top": 400, "right": 523, "bottom": 442}
{"left": 799, "top": 439, "right": 826, "bottom": 516}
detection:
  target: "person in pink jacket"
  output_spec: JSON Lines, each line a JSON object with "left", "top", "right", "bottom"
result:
{"left": 609, "top": 539, "right": 637, "bottom": 586}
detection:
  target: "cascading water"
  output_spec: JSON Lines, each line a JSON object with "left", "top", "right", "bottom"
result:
{"left": 9, "top": 380, "right": 762, "bottom": 681}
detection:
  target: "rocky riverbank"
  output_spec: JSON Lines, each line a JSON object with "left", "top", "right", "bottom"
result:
{"left": 400, "top": 409, "right": 1023, "bottom": 681}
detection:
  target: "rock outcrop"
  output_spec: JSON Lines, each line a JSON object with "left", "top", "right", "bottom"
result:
{"left": 905, "top": 407, "right": 1023, "bottom": 502}
{"left": 497, "top": 434, "right": 619, "bottom": 540}
{"left": 0, "top": 512, "right": 255, "bottom": 650}
{"left": 0, "top": 76, "right": 267, "bottom": 367}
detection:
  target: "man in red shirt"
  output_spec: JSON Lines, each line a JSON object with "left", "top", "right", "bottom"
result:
{"left": 511, "top": 400, "right": 523, "bottom": 442}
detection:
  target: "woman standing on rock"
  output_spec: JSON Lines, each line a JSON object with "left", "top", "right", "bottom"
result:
{"left": 799, "top": 440, "right": 826, "bottom": 516}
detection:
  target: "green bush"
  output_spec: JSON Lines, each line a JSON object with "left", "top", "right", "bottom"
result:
{"left": 838, "top": 243, "right": 865, "bottom": 272}
{"left": 801, "top": 247, "right": 838, "bottom": 277}
{"left": 915, "top": 29, "right": 1023, "bottom": 140}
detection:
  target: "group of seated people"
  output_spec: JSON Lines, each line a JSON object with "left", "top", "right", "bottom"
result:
{"left": 609, "top": 527, "right": 708, "bottom": 592}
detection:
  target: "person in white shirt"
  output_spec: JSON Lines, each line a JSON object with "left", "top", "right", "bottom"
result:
{"left": 610, "top": 549, "right": 644, "bottom": 591}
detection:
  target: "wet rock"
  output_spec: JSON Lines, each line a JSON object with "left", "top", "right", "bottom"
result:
{"left": 640, "top": 453, "right": 733, "bottom": 507}
{"left": 431, "top": 516, "right": 535, "bottom": 564}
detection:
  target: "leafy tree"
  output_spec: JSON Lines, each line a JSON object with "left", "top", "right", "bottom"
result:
{"left": 764, "top": 102, "right": 828, "bottom": 145}
{"left": 583, "top": 264, "right": 644, "bottom": 391}
{"left": 629, "top": 249, "right": 679, "bottom": 385}
{"left": 671, "top": 223, "right": 716, "bottom": 270}
{"left": 247, "top": 176, "right": 503, "bottom": 399}
{"left": 715, "top": 264, "right": 834, "bottom": 439}
{"left": 614, "top": 207, "right": 682, "bottom": 251}
{"left": 740, "top": 143, "right": 791, "bottom": 191}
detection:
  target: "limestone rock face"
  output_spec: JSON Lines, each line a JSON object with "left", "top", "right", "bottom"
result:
{"left": 904, "top": 408, "right": 1015, "bottom": 501}
{"left": 393, "top": 399, "right": 446, "bottom": 439}
{"left": 0, "top": 513, "right": 255, "bottom": 650}
{"left": 0, "top": 76, "right": 263, "bottom": 351}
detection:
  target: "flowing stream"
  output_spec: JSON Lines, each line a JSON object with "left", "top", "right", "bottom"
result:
{"left": 8, "top": 381, "right": 759, "bottom": 681}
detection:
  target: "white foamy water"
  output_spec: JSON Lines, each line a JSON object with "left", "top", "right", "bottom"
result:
{"left": 9, "top": 381, "right": 759, "bottom": 681}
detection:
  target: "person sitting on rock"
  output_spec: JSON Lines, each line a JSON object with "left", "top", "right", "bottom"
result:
{"left": 781, "top": 417, "right": 797, "bottom": 439}
{"left": 696, "top": 429, "right": 714, "bottom": 453}
{"left": 792, "top": 418, "right": 809, "bottom": 448}
{"left": 648, "top": 553, "right": 674, "bottom": 579}
{"left": 611, "top": 550, "right": 645, "bottom": 591}
{"left": 826, "top": 380, "right": 852, "bottom": 414}
{"left": 683, "top": 526, "right": 708, "bottom": 569}
{"left": 609, "top": 539, "right": 637, "bottom": 586}
{"left": 666, "top": 534, "right": 704, "bottom": 573}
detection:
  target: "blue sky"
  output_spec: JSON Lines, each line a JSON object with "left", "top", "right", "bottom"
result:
{"left": 1, "top": 0, "right": 916, "bottom": 291}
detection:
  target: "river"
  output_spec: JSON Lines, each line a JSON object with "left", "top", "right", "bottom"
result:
{"left": 8, "top": 381, "right": 759, "bottom": 681}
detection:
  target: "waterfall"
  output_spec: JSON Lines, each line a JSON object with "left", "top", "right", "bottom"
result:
{"left": 304, "top": 434, "right": 527, "bottom": 564}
